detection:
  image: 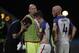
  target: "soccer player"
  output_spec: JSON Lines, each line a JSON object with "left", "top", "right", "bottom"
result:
{"left": 21, "top": 4, "right": 40, "bottom": 53}
{"left": 52, "top": 5, "right": 77, "bottom": 53}
{"left": 17, "top": 17, "right": 32, "bottom": 53}
{"left": 5, "top": 17, "right": 32, "bottom": 53}
{"left": 34, "top": 11, "right": 51, "bottom": 53}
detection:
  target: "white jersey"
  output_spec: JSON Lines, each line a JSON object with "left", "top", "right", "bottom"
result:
{"left": 54, "top": 16, "right": 72, "bottom": 44}
{"left": 58, "top": 18, "right": 70, "bottom": 44}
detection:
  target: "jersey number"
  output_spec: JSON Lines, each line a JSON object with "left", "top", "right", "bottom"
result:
{"left": 63, "top": 24, "right": 67, "bottom": 34}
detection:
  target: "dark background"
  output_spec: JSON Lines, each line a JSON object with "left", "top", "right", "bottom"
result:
{"left": 0, "top": 0, "right": 79, "bottom": 39}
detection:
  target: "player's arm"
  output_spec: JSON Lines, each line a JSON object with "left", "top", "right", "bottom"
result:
{"left": 69, "top": 22, "right": 77, "bottom": 40}
{"left": 34, "top": 19, "right": 40, "bottom": 34}
{"left": 17, "top": 23, "right": 26, "bottom": 35}
{"left": 41, "top": 23, "right": 50, "bottom": 44}
{"left": 71, "top": 25, "right": 77, "bottom": 40}
{"left": 52, "top": 22, "right": 57, "bottom": 42}
{"left": 35, "top": 19, "right": 43, "bottom": 41}
{"left": 18, "top": 17, "right": 32, "bottom": 35}
{"left": 45, "top": 23, "right": 50, "bottom": 39}
{"left": 21, "top": 15, "right": 27, "bottom": 23}
{"left": 13, "top": 18, "right": 32, "bottom": 38}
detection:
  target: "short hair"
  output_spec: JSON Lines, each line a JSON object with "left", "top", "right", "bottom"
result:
{"left": 34, "top": 10, "right": 43, "bottom": 17}
{"left": 52, "top": 5, "right": 62, "bottom": 11}
{"left": 29, "top": 4, "right": 37, "bottom": 9}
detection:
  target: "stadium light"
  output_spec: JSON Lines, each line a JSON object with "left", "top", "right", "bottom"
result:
{"left": 1, "top": 13, "right": 5, "bottom": 19}
{"left": 5, "top": 16, "right": 10, "bottom": 21}
{"left": 62, "top": 11, "right": 68, "bottom": 16}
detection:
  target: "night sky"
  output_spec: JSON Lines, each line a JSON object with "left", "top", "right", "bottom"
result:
{"left": 0, "top": 0, "right": 79, "bottom": 39}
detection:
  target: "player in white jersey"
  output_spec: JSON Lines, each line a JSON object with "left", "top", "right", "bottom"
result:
{"left": 34, "top": 11, "right": 51, "bottom": 53}
{"left": 52, "top": 5, "right": 77, "bottom": 53}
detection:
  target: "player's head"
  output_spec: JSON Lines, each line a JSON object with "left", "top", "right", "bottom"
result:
{"left": 34, "top": 10, "right": 44, "bottom": 24}
{"left": 22, "top": 17, "right": 32, "bottom": 29}
{"left": 52, "top": 5, "right": 62, "bottom": 17}
{"left": 34, "top": 10, "right": 43, "bottom": 19}
{"left": 34, "top": 10, "right": 43, "bottom": 21}
{"left": 29, "top": 4, "right": 37, "bottom": 15}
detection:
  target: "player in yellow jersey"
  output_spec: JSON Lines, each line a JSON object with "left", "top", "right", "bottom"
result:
{"left": 21, "top": 4, "right": 40, "bottom": 53}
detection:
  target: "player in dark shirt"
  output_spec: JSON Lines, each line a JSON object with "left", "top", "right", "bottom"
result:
{"left": 5, "top": 17, "right": 32, "bottom": 53}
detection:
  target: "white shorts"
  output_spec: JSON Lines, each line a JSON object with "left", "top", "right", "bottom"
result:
{"left": 56, "top": 42, "right": 69, "bottom": 53}
{"left": 37, "top": 44, "right": 51, "bottom": 53}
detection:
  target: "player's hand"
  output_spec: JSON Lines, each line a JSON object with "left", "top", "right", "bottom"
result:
{"left": 21, "top": 22, "right": 26, "bottom": 30}
{"left": 17, "top": 42, "right": 22, "bottom": 50}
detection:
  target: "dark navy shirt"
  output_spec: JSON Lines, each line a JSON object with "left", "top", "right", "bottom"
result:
{"left": 7, "top": 19, "right": 21, "bottom": 39}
